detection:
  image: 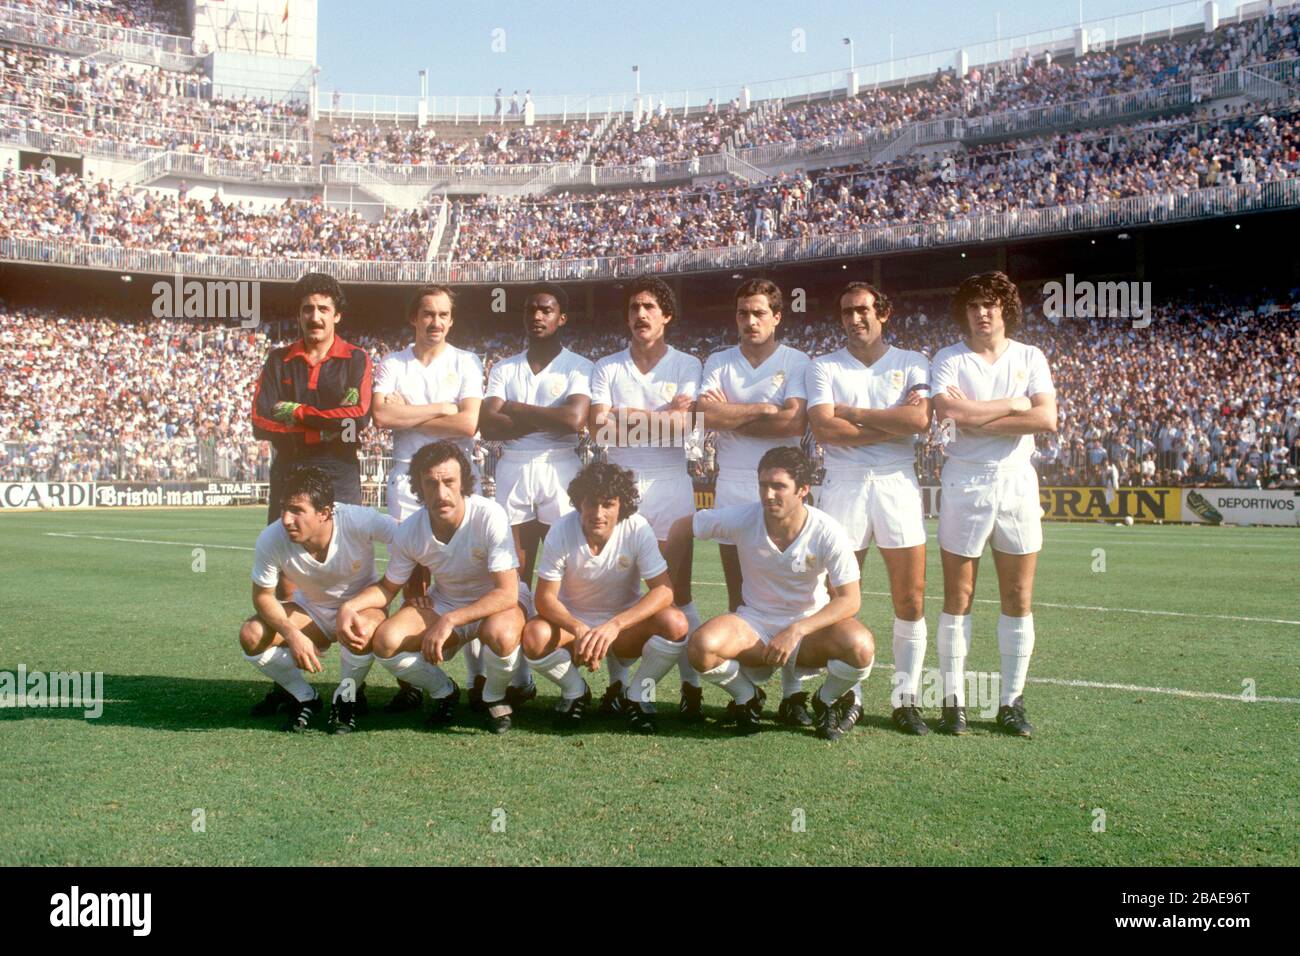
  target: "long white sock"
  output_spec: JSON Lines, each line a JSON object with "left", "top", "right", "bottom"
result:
{"left": 699, "top": 659, "right": 755, "bottom": 705}
{"left": 606, "top": 654, "right": 633, "bottom": 687}
{"left": 334, "top": 646, "right": 374, "bottom": 703}
{"left": 629, "top": 636, "right": 683, "bottom": 704}
{"left": 891, "top": 617, "right": 928, "bottom": 709}
{"left": 510, "top": 656, "right": 534, "bottom": 689}
{"left": 481, "top": 646, "right": 519, "bottom": 704}
{"left": 781, "top": 661, "right": 820, "bottom": 698}
{"left": 677, "top": 601, "right": 702, "bottom": 687}
{"left": 818, "top": 658, "right": 872, "bottom": 705}
{"left": 938, "top": 612, "right": 971, "bottom": 706}
{"left": 245, "top": 647, "right": 316, "bottom": 703}
{"left": 463, "top": 638, "right": 484, "bottom": 681}
{"left": 997, "top": 613, "right": 1035, "bottom": 706}
{"left": 529, "top": 648, "right": 588, "bottom": 701}
{"left": 382, "top": 651, "right": 454, "bottom": 699}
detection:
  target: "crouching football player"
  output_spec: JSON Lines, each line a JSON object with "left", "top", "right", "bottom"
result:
{"left": 338, "top": 441, "right": 529, "bottom": 734}
{"left": 674, "top": 446, "right": 875, "bottom": 739}
{"left": 523, "top": 462, "right": 688, "bottom": 732}
{"left": 241, "top": 467, "right": 396, "bottom": 734}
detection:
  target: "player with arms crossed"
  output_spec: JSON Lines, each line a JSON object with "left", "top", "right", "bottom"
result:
{"left": 339, "top": 441, "right": 529, "bottom": 734}
{"left": 675, "top": 446, "right": 876, "bottom": 740}
{"left": 807, "top": 281, "right": 933, "bottom": 736}
{"left": 371, "top": 285, "right": 499, "bottom": 714}
{"left": 240, "top": 467, "right": 396, "bottom": 734}
{"left": 697, "top": 278, "right": 813, "bottom": 726}
{"left": 589, "top": 276, "right": 706, "bottom": 721}
{"left": 522, "top": 462, "right": 688, "bottom": 732}
{"left": 479, "top": 284, "right": 592, "bottom": 584}
{"left": 930, "top": 271, "right": 1057, "bottom": 737}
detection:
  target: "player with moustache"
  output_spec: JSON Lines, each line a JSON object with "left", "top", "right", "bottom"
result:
{"left": 588, "top": 276, "right": 706, "bottom": 722}
{"left": 806, "top": 281, "right": 933, "bottom": 735}
{"left": 337, "top": 441, "right": 531, "bottom": 734}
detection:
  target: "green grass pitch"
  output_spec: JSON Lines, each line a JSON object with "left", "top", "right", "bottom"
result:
{"left": 0, "top": 508, "right": 1296, "bottom": 866}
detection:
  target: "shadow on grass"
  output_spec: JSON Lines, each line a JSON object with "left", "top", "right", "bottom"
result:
{"left": 0, "top": 674, "right": 772, "bottom": 740}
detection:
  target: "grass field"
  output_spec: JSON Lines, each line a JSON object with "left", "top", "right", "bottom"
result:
{"left": 1, "top": 507, "right": 1296, "bottom": 866}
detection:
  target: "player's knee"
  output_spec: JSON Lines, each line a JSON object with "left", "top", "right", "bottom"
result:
{"left": 895, "top": 592, "right": 925, "bottom": 620}
{"left": 661, "top": 606, "right": 689, "bottom": 642}
{"left": 480, "top": 611, "right": 523, "bottom": 656}
{"left": 238, "top": 618, "right": 267, "bottom": 654}
{"left": 687, "top": 626, "right": 719, "bottom": 669}
{"left": 370, "top": 621, "right": 400, "bottom": 659}
{"left": 844, "top": 624, "right": 875, "bottom": 668}
{"left": 1002, "top": 588, "right": 1033, "bottom": 616}
{"left": 520, "top": 617, "right": 554, "bottom": 659}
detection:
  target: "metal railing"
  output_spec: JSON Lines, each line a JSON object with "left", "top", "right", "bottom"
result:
{"left": 0, "top": 3, "right": 199, "bottom": 70}
{"left": 3, "top": 178, "right": 1295, "bottom": 284}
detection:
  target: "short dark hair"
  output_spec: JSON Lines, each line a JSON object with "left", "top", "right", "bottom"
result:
{"left": 567, "top": 462, "right": 639, "bottom": 518}
{"left": 281, "top": 466, "right": 334, "bottom": 512}
{"left": 525, "top": 283, "right": 569, "bottom": 315}
{"left": 407, "top": 284, "right": 456, "bottom": 320}
{"left": 625, "top": 275, "right": 676, "bottom": 321}
{"left": 837, "top": 280, "right": 891, "bottom": 319}
{"left": 409, "top": 441, "right": 475, "bottom": 500}
{"left": 735, "top": 278, "right": 782, "bottom": 316}
{"left": 757, "top": 446, "right": 814, "bottom": 489}
{"left": 292, "top": 272, "right": 347, "bottom": 315}
{"left": 951, "top": 271, "right": 1022, "bottom": 334}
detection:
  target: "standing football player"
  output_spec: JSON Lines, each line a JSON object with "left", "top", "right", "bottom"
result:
{"left": 523, "top": 462, "right": 688, "bottom": 732}
{"left": 697, "top": 278, "right": 812, "bottom": 725}
{"left": 807, "top": 281, "right": 932, "bottom": 736}
{"left": 588, "top": 276, "right": 705, "bottom": 721}
{"left": 371, "top": 284, "right": 493, "bottom": 714}
{"left": 338, "top": 441, "right": 529, "bottom": 734}
{"left": 676, "top": 446, "right": 875, "bottom": 740}
{"left": 240, "top": 467, "right": 395, "bottom": 734}
{"left": 930, "top": 271, "right": 1057, "bottom": 737}
{"left": 479, "top": 284, "right": 593, "bottom": 585}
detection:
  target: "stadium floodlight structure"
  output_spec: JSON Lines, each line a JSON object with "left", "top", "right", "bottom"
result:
{"left": 843, "top": 37, "right": 854, "bottom": 72}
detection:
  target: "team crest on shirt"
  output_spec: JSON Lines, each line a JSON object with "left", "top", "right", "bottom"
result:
{"left": 791, "top": 552, "right": 817, "bottom": 573}
{"left": 445, "top": 371, "right": 458, "bottom": 386}
{"left": 772, "top": 371, "right": 786, "bottom": 387}
{"left": 1015, "top": 368, "right": 1028, "bottom": 384}
{"left": 549, "top": 377, "right": 565, "bottom": 398}
{"left": 617, "top": 553, "right": 631, "bottom": 570}
{"left": 471, "top": 546, "right": 486, "bottom": 561}
{"left": 662, "top": 382, "right": 677, "bottom": 399}
{"left": 351, "top": 560, "right": 361, "bottom": 572}
{"left": 889, "top": 369, "right": 905, "bottom": 388}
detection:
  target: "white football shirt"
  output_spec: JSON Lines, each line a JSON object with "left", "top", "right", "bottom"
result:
{"left": 692, "top": 503, "right": 860, "bottom": 619}
{"left": 252, "top": 504, "right": 397, "bottom": 609}
{"left": 385, "top": 495, "right": 518, "bottom": 606}
{"left": 485, "top": 347, "right": 593, "bottom": 454}
{"left": 535, "top": 511, "right": 667, "bottom": 621}
{"left": 589, "top": 345, "right": 702, "bottom": 471}
{"left": 374, "top": 344, "right": 484, "bottom": 470}
{"left": 929, "top": 340, "right": 1055, "bottom": 465}
{"left": 701, "top": 343, "right": 811, "bottom": 473}
{"left": 807, "top": 345, "right": 930, "bottom": 470}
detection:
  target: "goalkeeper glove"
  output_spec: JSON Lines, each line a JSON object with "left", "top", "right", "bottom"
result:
{"left": 272, "top": 402, "right": 301, "bottom": 424}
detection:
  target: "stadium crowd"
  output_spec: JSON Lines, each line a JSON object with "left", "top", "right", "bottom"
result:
{"left": 8, "top": 0, "right": 187, "bottom": 37}
{"left": 0, "top": 168, "right": 435, "bottom": 258}
{"left": 3, "top": 288, "right": 1296, "bottom": 491}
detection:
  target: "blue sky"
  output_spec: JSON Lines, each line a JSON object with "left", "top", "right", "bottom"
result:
{"left": 316, "top": 0, "right": 1205, "bottom": 100}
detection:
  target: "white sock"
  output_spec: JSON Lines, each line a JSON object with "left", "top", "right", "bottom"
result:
{"left": 780, "top": 661, "right": 821, "bottom": 698}
{"left": 529, "top": 648, "right": 588, "bottom": 701}
{"left": 891, "top": 617, "right": 928, "bottom": 709}
{"left": 382, "top": 651, "right": 454, "bottom": 699}
{"left": 606, "top": 654, "right": 633, "bottom": 687}
{"left": 998, "top": 613, "right": 1035, "bottom": 706}
{"left": 463, "top": 638, "right": 484, "bottom": 681}
{"left": 335, "top": 647, "right": 374, "bottom": 702}
{"left": 629, "top": 636, "right": 683, "bottom": 704}
{"left": 245, "top": 647, "right": 316, "bottom": 703}
{"left": 481, "top": 646, "right": 520, "bottom": 704}
{"left": 818, "top": 658, "right": 872, "bottom": 705}
{"left": 699, "top": 658, "right": 755, "bottom": 705}
{"left": 510, "top": 656, "right": 534, "bottom": 689}
{"left": 938, "top": 612, "right": 971, "bottom": 706}
{"left": 677, "top": 602, "right": 702, "bottom": 687}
